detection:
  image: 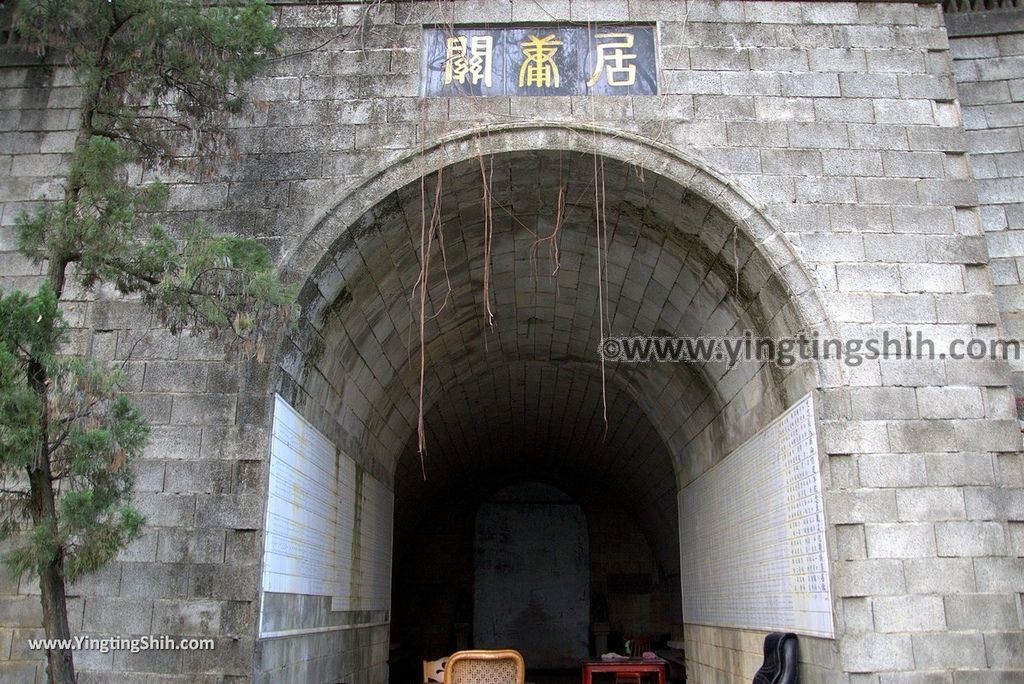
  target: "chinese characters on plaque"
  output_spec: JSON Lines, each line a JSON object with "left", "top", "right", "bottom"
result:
{"left": 421, "top": 25, "right": 658, "bottom": 96}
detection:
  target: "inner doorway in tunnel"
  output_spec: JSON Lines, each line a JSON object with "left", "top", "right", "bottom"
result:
{"left": 473, "top": 483, "right": 589, "bottom": 669}
{"left": 387, "top": 361, "right": 682, "bottom": 671}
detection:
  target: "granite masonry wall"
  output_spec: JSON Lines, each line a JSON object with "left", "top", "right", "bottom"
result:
{"left": 949, "top": 6, "right": 1024, "bottom": 409}
{"left": 0, "top": 2, "right": 1022, "bottom": 683}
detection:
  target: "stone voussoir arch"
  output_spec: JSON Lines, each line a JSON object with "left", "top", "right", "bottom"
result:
{"left": 279, "top": 122, "right": 843, "bottom": 395}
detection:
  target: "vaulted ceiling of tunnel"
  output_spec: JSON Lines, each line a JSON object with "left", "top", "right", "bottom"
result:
{"left": 391, "top": 360, "right": 681, "bottom": 571}
{"left": 286, "top": 149, "right": 802, "bottom": 573}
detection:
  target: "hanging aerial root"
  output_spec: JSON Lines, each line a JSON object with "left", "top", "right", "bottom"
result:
{"left": 414, "top": 167, "right": 446, "bottom": 477}
{"left": 478, "top": 152, "right": 495, "bottom": 330}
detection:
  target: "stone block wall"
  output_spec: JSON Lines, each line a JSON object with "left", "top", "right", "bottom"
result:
{"left": 255, "top": 619, "right": 389, "bottom": 684}
{"left": 949, "top": 8, "right": 1024, "bottom": 400}
{"left": 0, "top": 1, "right": 1022, "bottom": 683}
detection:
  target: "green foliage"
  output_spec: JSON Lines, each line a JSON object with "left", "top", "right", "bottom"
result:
{"left": 150, "top": 223, "right": 298, "bottom": 345}
{"left": 15, "top": 0, "right": 278, "bottom": 160}
{"left": 17, "top": 135, "right": 298, "bottom": 345}
{"left": 2, "top": 0, "right": 291, "bottom": 631}
{"left": 15, "top": 0, "right": 296, "bottom": 347}
{"left": 17, "top": 136, "right": 172, "bottom": 284}
{"left": 0, "top": 285, "right": 148, "bottom": 582}
{"left": 0, "top": 286, "right": 65, "bottom": 474}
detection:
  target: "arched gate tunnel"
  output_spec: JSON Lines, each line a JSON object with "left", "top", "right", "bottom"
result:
{"left": 275, "top": 141, "right": 821, "bottom": 676}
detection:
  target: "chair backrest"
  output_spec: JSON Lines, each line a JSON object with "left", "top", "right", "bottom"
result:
{"left": 424, "top": 656, "right": 448, "bottom": 683}
{"left": 752, "top": 633, "right": 799, "bottom": 684}
{"left": 443, "top": 649, "right": 525, "bottom": 684}
{"left": 631, "top": 636, "right": 652, "bottom": 657}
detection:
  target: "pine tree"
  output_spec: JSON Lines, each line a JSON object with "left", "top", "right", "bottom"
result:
{"left": 1, "top": 2, "right": 293, "bottom": 681}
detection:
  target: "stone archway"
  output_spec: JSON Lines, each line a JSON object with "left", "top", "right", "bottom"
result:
{"left": 259, "top": 127, "right": 841, "bottom": 683}
{"left": 282, "top": 123, "right": 834, "bottom": 347}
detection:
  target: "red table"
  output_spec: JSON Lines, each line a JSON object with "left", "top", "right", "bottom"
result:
{"left": 581, "top": 658, "right": 667, "bottom": 684}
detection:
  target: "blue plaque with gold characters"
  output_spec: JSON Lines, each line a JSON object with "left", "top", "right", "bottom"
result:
{"left": 421, "top": 25, "right": 657, "bottom": 97}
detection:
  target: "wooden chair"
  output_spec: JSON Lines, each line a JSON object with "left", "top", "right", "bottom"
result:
{"left": 423, "top": 656, "right": 448, "bottom": 683}
{"left": 617, "top": 636, "right": 653, "bottom": 684}
{"left": 443, "top": 649, "right": 525, "bottom": 684}
{"left": 629, "top": 636, "right": 652, "bottom": 657}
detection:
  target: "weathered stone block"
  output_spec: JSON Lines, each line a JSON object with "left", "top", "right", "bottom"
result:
{"left": 904, "top": 557, "right": 976, "bottom": 594}
{"left": 195, "top": 494, "right": 264, "bottom": 530}
{"left": 935, "top": 520, "right": 1006, "bottom": 556}
{"left": 984, "top": 632, "right": 1024, "bottom": 668}
{"left": 974, "top": 557, "right": 1024, "bottom": 592}
{"left": 800, "top": 233, "right": 864, "bottom": 261}
{"left": 840, "top": 633, "right": 913, "bottom": 672}
{"left": 896, "top": 487, "right": 966, "bottom": 521}
{"left": 189, "top": 565, "right": 259, "bottom": 602}
{"left": 152, "top": 599, "right": 222, "bottom": 636}
{"left": 916, "top": 387, "right": 983, "bottom": 420}
{"left": 219, "top": 600, "right": 257, "bottom": 638}
{"left": 145, "top": 426, "right": 203, "bottom": 461}
{"left": 780, "top": 72, "right": 841, "bottom": 97}
{"left": 820, "top": 419, "right": 889, "bottom": 453}
{"left": 863, "top": 234, "right": 929, "bottom": 263}
{"left": 829, "top": 489, "right": 899, "bottom": 525}
{"left": 873, "top": 595, "right": 946, "bottom": 632}
{"left": 116, "top": 530, "right": 159, "bottom": 563}
{"left": 132, "top": 493, "right": 196, "bottom": 528}
{"left": 859, "top": 453, "right": 928, "bottom": 487}
{"left": 814, "top": 98, "right": 875, "bottom": 123}
{"left": 164, "top": 461, "right": 234, "bottom": 495}
{"left": 0, "top": 597, "right": 41, "bottom": 628}
{"left": 111, "top": 647, "right": 183, "bottom": 674}
{"left": 911, "top": 632, "right": 987, "bottom": 669}
{"left": 850, "top": 387, "right": 918, "bottom": 420}
{"left": 81, "top": 597, "right": 153, "bottom": 635}
{"left": 182, "top": 636, "right": 254, "bottom": 676}
{"left": 120, "top": 562, "right": 190, "bottom": 600}
{"left": 944, "top": 593, "right": 1020, "bottom": 630}
{"left": 0, "top": 662, "right": 39, "bottom": 682}
{"left": 900, "top": 264, "right": 964, "bottom": 293}
{"left": 874, "top": 99, "right": 935, "bottom": 125}
{"left": 514, "top": 0, "right": 570, "bottom": 21}
{"left": 887, "top": 420, "right": 955, "bottom": 453}
{"left": 91, "top": 301, "right": 152, "bottom": 330}
{"left": 864, "top": 522, "right": 936, "bottom": 558}
{"left": 953, "top": 419, "right": 1021, "bottom": 452}
{"left": 963, "top": 486, "right": 1024, "bottom": 520}
{"left": 830, "top": 149, "right": 888, "bottom": 177}
{"left": 761, "top": 148, "right": 823, "bottom": 175}
{"left": 132, "top": 460, "right": 165, "bottom": 493}
{"left": 908, "top": 126, "right": 967, "bottom": 153}
{"left": 157, "top": 528, "right": 226, "bottom": 564}
{"left": 278, "top": 5, "right": 338, "bottom": 28}
{"left": 834, "top": 558, "right": 905, "bottom": 597}
{"left": 830, "top": 205, "right": 892, "bottom": 233}
{"left": 754, "top": 95, "right": 815, "bottom": 122}
{"left": 170, "top": 394, "right": 237, "bottom": 426}
{"left": 67, "top": 563, "right": 122, "bottom": 598}
{"left": 200, "top": 424, "right": 270, "bottom": 460}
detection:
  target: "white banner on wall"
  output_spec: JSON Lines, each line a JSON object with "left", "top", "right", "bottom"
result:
{"left": 678, "top": 393, "right": 834, "bottom": 638}
{"left": 260, "top": 395, "right": 394, "bottom": 632}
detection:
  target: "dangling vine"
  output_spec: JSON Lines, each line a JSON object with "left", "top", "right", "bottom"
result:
{"left": 528, "top": 152, "right": 566, "bottom": 290}
{"left": 413, "top": 137, "right": 451, "bottom": 478}
{"left": 593, "top": 140, "right": 610, "bottom": 439}
{"left": 411, "top": 1, "right": 649, "bottom": 467}
{"left": 478, "top": 143, "right": 496, "bottom": 330}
